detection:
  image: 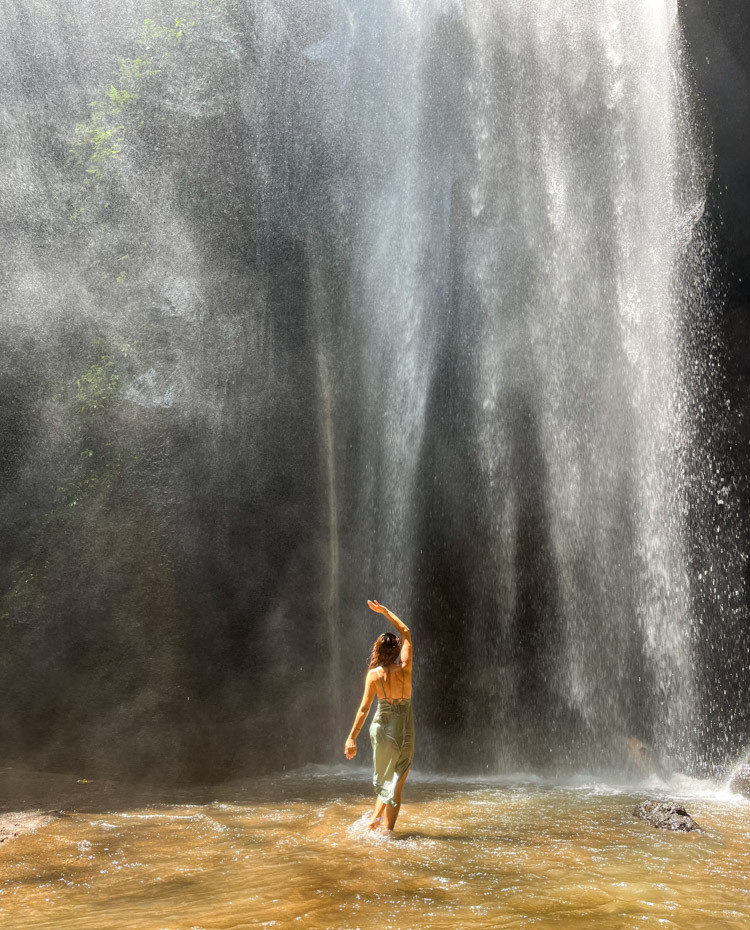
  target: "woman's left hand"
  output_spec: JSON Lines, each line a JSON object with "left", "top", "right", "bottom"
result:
{"left": 345, "top": 737, "right": 357, "bottom": 760}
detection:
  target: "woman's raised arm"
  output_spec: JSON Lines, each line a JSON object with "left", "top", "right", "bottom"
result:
{"left": 367, "top": 600, "right": 412, "bottom": 670}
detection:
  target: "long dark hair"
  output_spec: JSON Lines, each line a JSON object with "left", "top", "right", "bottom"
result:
{"left": 369, "top": 632, "right": 402, "bottom": 669}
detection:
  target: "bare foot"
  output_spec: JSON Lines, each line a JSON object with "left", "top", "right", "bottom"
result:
{"left": 367, "top": 816, "right": 381, "bottom": 831}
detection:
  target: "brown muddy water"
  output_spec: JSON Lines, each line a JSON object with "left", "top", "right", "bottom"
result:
{"left": 0, "top": 766, "right": 748, "bottom": 929}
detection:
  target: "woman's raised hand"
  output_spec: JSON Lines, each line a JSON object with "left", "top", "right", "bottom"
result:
{"left": 369, "top": 599, "right": 410, "bottom": 643}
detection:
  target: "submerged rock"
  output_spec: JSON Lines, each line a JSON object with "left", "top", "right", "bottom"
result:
{"left": 635, "top": 800, "right": 699, "bottom": 832}
{"left": 729, "top": 763, "right": 750, "bottom": 798}
{"left": 0, "top": 811, "right": 58, "bottom": 845}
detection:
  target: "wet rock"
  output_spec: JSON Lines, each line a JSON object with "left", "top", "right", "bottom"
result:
{"left": 0, "top": 811, "right": 58, "bottom": 844}
{"left": 634, "top": 800, "right": 699, "bottom": 832}
{"left": 627, "top": 737, "right": 658, "bottom": 778}
{"left": 729, "top": 763, "right": 750, "bottom": 798}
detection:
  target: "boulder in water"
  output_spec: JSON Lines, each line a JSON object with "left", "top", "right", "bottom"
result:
{"left": 729, "top": 763, "right": 750, "bottom": 798}
{"left": 635, "top": 800, "right": 699, "bottom": 832}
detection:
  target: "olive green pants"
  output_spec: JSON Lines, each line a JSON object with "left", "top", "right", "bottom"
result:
{"left": 369, "top": 698, "right": 414, "bottom": 807}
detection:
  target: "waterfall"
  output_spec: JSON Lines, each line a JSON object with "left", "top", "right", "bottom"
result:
{"left": 3, "top": 0, "right": 740, "bottom": 779}
{"left": 323, "top": 0, "right": 707, "bottom": 769}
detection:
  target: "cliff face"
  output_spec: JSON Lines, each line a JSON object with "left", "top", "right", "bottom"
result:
{"left": 681, "top": 0, "right": 750, "bottom": 419}
{"left": 1, "top": 2, "right": 749, "bottom": 782}
{"left": 680, "top": 0, "right": 750, "bottom": 766}
{"left": 681, "top": 1, "right": 750, "bottom": 299}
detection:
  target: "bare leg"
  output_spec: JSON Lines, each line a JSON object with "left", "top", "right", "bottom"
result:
{"left": 384, "top": 766, "right": 410, "bottom": 832}
{"left": 368, "top": 797, "right": 386, "bottom": 829}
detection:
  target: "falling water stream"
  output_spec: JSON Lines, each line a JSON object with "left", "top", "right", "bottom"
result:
{"left": 327, "top": 0, "right": 711, "bottom": 769}
{"left": 1, "top": 0, "right": 743, "bottom": 772}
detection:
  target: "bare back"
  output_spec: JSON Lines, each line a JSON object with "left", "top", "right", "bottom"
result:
{"left": 373, "top": 662, "right": 412, "bottom": 702}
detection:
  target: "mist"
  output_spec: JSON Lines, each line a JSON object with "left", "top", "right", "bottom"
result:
{"left": 1, "top": 0, "right": 748, "bottom": 783}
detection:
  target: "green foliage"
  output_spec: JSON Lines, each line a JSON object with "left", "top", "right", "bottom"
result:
{"left": 118, "top": 55, "right": 161, "bottom": 86}
{"left": 56, "top": 344, "right": 133, "bottom": 509}
{"left": 142, "top": 17, "right": 193, "bottom": 47}
{"left": 0, "top": 344, "right": 130, "bottom": 624}
{"left": 2, "top": 0, "right": 238, "bottom": 648}
{"left": 76, "top": 356, "right": 121, "bottom": 414}
{"left": 107, "top": 84, "right": 138, "bottom": 112}
{"left": 68, "top": 15, "right": 195, "bottom": 200}
{"left": 72, "top": 117, "right": 123, "bottom": 182}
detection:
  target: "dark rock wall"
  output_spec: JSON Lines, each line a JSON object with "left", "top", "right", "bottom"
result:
{"left": 0, "top": 1, "right": 748, "bottom": 781}
{"left": 681, "top": 0, "right": 750, "bottom": 765}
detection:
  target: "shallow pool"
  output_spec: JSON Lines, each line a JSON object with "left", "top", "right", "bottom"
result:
{"left": 1, "top": 767, "right": 748, "bottom": 929}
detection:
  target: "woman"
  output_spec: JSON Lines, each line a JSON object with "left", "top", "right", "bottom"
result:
{"left": 344, "top": 599, "right": 414, "bottom": 832}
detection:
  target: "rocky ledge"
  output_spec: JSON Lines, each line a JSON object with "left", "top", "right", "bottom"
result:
{"left": 634, "top": 800, "right": 699, "bottom": 832}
